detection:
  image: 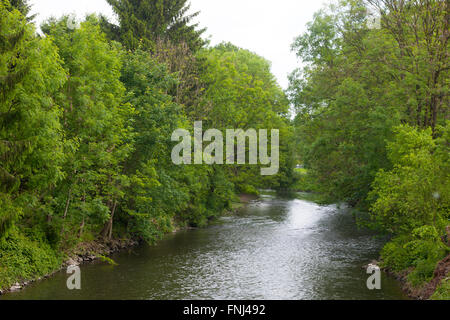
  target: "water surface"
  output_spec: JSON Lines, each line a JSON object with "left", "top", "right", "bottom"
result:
{"left": 2, "top": 193, "right": 407, "bottom": 300}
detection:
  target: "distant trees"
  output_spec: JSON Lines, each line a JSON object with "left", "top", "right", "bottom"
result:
{"left": 197, "top": 43, "right": 295, "bottom": 191}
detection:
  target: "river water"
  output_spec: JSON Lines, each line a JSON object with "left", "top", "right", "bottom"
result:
{"left": 2, "top": 193, "right": 407, "bottom": 300}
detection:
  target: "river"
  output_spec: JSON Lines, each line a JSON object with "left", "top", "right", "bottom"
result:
{"left": 2, "top": 192, "right": 407, "bottom": 300}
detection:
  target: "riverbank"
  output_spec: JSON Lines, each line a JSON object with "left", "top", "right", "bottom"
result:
{"left": 0, "top": 238, "right": 139, "bottom": 295}
{"left": 383, "top": 254, "right": 450, "bottom": 300}
{"left": 292, "top": 189, "right": 449, "bottom": 300}
{"left": 1, "top": 193, "right": 408, "bottom": 300}
{"left": 0, "top": 194, "right": 257, "bottom": 297}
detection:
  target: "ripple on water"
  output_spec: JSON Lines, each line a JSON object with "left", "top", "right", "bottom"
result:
{"left": 1, "top": 194, "right": 408, "bottom": 300}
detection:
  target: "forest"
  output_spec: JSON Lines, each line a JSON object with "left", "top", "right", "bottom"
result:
{"left": 0, "top": 0, "right": 449, "bottom": 299}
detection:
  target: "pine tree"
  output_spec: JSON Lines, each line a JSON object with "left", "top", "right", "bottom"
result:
{"left": 9, "top": 0, "right": 35, "bottom": 20}
{"left": 0, "top": 0, "right": 66, "bottom": 237}
{"left": 104, "top": 0, "right": 205, "bottom": 52}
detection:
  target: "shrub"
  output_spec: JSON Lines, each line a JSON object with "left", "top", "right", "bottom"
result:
{"left": 407, "top": 258, "right": 437, "bottom": 287}
{"left": 0, "top": 230, "right": 62, "bottom": 289}
{"left": 431, "top": 278, "right": 450, "bottom": 300}
{"left": 380, "top": 226, "right": 448, "bottom": 274}
{"left": 369, "top": 124, "right": 449, "bottom": 234}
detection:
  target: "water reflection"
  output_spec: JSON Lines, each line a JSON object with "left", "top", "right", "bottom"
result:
{"left": 2, "top": 193, "right": 407, "bottom": 300}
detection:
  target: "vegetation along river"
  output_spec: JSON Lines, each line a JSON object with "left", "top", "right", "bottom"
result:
{"left": 2, "top": 193, "right": 407, "bottom": 300}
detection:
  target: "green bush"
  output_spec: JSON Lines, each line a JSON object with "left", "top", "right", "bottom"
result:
{"left": 431, "top": 278, "right": 450, "bottom": 300}
{"left": 380, "top": 236, "right": 411, "bottom": 272}
{"left": 407, "top": 258, "right": 437, "bottom": 287}
{"left": 239, "top": 184, "right": 259, "bottom": 196}
{"left": 291, "top": 169, "right": 318, "bottom": 192}
{"left": 380, "top": 226, "right": 448, "bottom": 274}
{"left": 0, "top": 230, "right": 62, "bottom": 289}
{"left": 369, "top": 124, "right": 450, "bottom": 234}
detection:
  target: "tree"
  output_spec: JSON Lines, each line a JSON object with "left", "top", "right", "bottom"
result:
{"left": 197, "top": 43, "right": 294, "bottom": 191}
{"left": 119, "top": 49, "right": 234, "bottom": 235}
{"left": 366, "top": 0, "right": 449, "bottom": 132}
{"left": 103, "top": 0, "right": 206, "bottom": 52}
{"left": 42, "top": 16, "right": 134, "bottom": 242}
{"left": 0, "top": 1, "right": 66, "bottom": 237}
{"left": 9, "top": 0, "right": 35, "bottom": 20}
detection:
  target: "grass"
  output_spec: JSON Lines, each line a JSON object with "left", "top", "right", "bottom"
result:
{"left": 430, "top": 278, "right": 450, "bottom": 300}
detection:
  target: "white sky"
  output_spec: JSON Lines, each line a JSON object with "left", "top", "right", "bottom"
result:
{"left": 29, "top": 0, "right": 329, "bottom": 89}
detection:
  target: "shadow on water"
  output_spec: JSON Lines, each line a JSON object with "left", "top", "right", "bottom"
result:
{"left": 2, "top": 192, "right": 408, "bottom": 300}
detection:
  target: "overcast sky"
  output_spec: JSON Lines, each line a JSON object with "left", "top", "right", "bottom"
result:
{"left": 30, "top": 0, "right": 329, "bottom": 89}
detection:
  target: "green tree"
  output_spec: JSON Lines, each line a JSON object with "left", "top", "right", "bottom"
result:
{"left": 369, "top": 123, "right": 450, "bottom": 234}
{"left": 103, "top": 0, "right": 205, "bottom": 52}
{"left": 0, "top": 1, "right": 66, "bottom": 238}
{"left": 197, "top": 43, "right": 295, "bottom": 192}
{"left": 9, "top": 0, "right": 35, "bottom": 20}
{"left": 42, "top": 16, "right": 134, "bottom": 242}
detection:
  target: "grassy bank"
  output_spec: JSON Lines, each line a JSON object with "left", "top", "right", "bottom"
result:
{"left": 380, "top": 230, "right": 450, "bottom": 300}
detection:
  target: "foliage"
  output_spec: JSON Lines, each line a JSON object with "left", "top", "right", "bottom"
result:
{"left": 291, "top": 169, "right": 319, "bottom": 193}
{"left": 380, "top": 226, "right": 448, "bottom": 274}
{"left": 431, "top": 278, "right": 450, "bottom": 300}
{"left": 0, "top": 1, "right": 66, "bottom": 238}
{"left": 197, "top": 43, "right": 295, "bottom": 191}
{"left": 41, "top": 16, "right": 135, "bottom": 243}
{"left": 0, "top": 230, "right": 62, "bottom": 289}
{"left": 369, "top": 124, "right": 450, "bottom": 234}
{"left": 102, "top": 0, "right": 205, "bottom": 52}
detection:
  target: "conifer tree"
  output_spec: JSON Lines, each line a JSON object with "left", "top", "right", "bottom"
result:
{"left": 104, "top": 0, "right": 205, "bottom": 51}
{"left": 0, "top": 1, "right": 66, "bottom": 237}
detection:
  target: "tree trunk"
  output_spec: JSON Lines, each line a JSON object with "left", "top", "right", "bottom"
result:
{"left": 78, "top": 218, "right": 85, "bottom": 239}
{"left": 100, "top": 200, "right": 117, "bottom": 240}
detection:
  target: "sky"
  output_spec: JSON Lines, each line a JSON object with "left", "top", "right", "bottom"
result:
{"left": 29, "top": 0, "right": 330, "bottom": 89}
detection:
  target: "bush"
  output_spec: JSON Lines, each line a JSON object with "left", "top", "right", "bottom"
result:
{"left": 431, "top": 278, "right": 450, "bottom": 300}
{"left": 380, "top": 226, "right": 448, "bottom": 274}
{"left": 369, "top": 124, "right": 450, "bottom": 234}
{"left": 407, "top": 258, "right": 437, "bottom": 287}
{"left": 0, "top": 230, "right": 62, "bottom": 290}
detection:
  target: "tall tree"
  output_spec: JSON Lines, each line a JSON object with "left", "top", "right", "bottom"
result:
{"left": 8, "top": 0, "right": 35, "bottom": 20}
{"left": 103, "top": 0, "right": 205, "bottom": 52}
{"left": 366, "top": 0, "right": 449, "bottom": 132}
{"left": 42, "top": 16, "right": 134, "bottom": 242}
{"left": 0, "top": 0, "right": 66, "bottom": 237}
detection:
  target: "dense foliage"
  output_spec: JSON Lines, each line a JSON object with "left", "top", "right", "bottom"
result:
{"left": 0, "top": 0, "right": 294, "bottom": 289}
{"left": 289, "top": 0, "right": 449, "bottom": 295}
{"left": 0, "top": 0, "right": 447, "bottom": 299}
